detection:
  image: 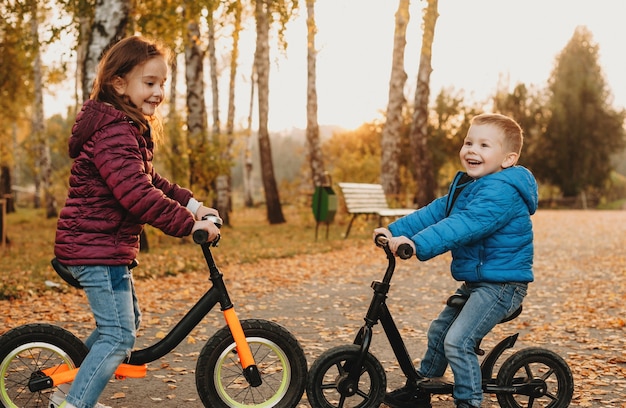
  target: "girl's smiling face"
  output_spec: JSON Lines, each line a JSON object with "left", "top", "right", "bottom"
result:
{"left": 113, "top": 56, "right": 167, "bottom": 117}
{"left": 459, "top": 123, "right": 518, "bottom": 179}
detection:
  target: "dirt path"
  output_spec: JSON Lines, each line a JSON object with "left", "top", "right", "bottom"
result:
{"left": 3, "top": 210, "right": 626, "bottom": 407}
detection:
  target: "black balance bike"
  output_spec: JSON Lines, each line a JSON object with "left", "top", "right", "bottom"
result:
{"left": 0, "top": 216, "right": 307, "bottom": 408}
{"left": 305, "top": 236, "right": 574, "bottom": 408}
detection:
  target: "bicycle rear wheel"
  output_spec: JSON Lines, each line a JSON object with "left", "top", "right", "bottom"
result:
{"left": 195, "top": 319, "right": 307, "bottom": 408}
{"left": 496, "top": 347, "right": 574, "bottom": 408}
{"left": 0, "top": 323, "right": 88, "bottom": 408}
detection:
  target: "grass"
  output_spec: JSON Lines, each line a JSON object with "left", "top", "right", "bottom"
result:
{"left": 0, "top": 205, "right": 372, "bottom": 299}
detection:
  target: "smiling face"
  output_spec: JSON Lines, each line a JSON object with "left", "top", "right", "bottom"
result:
{"left": 113, "top": 56, "right": 167, "bottom": 117}
{"left": 459, "top": 123, "right": 518, "bottom": 179}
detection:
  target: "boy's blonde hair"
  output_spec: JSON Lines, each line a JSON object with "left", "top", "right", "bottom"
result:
{"left": 471, "top": 113, "right": 524, "bottom": 156}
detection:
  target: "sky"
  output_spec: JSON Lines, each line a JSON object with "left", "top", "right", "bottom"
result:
{"left": 44, "top": 0, "right": 626, "bottom": 131}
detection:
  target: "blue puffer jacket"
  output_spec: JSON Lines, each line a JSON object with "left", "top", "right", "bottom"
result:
{"left": 389, "top": 167, "right": 538, "bottom": 283}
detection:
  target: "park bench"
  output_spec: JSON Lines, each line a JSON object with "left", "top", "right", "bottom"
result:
{"left": 337, "top": 182, "right": 416, "bottom": 238}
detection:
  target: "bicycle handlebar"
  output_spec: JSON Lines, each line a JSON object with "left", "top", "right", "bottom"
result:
{"left": 193, "top": 215, "right": 223, "bottom": 245}
{"left": 374, "top": 234, "right": 414, "bottom": 259}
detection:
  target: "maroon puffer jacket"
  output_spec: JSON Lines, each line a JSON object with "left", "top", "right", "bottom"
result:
{"left": 55, "top": 100, "right": 196, "bottom": 265}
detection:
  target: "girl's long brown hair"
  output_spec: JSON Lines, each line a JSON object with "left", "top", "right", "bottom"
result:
{"left": 90, "top": 36, "right": 171, "bottom": 138}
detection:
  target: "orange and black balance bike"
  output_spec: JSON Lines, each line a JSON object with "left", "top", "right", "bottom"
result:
{"left": 0, "top": 216, "right": 307, "bottom": 408}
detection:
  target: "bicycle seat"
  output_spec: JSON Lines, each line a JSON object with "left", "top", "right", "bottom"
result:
{"left": 446, "top": 294, "right": 523, "bottom": 324}
{"left": 51, "top": 258, "right": 139, "bottom": 289}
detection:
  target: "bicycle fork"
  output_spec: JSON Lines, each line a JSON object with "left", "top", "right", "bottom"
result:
{"left": 223, "top": 306, "right": 262, "bottom": 387}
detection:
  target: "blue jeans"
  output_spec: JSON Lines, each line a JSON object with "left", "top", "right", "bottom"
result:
{"left": 418, "top": 282, "right": 527, "bottom": 407}
{"left": 65, "top": 265, "right": 141, "bottom": 408}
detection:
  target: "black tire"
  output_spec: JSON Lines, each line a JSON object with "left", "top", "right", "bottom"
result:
{"left": 305, "top": 344, "right": 386, "bottom": 408}
{"left": 496, "top": 347, "right": 574, "bottom": 408}
{"left": 0, "top": 323, "right": 88, "bottom": 408}
{"left": 195, "top": 319, "right": 307, "bottom": 408}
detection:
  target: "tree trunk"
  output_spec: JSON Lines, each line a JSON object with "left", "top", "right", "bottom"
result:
{"left": 243, "top": 67, "right": 256, "bottom": 208}
{"left": 166, "top": 57, "right": 188, "bottom": 184}
{"left": 30, "top": 1, "right": 57, "bottom": 218}
{"left": 255, "top": 0, "right": 285, "bottom": 224}
{"left": 305, "top": 0, "right": 326, "bottom": 188}
{"left": 215, "top": 1, "right": 243, "bottom": 225}
{"left": 82, "top": 0, "right": 130, "bottom": 98}
{"left": 381, "top": 0, "right": 409, "bottom": 197}
{"left": 185, "top": 19, "right": 209, "bottom": 191}
{"left": 409, "top": 0, "right": 438, "bottom": 206}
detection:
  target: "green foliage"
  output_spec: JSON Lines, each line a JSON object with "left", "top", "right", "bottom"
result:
{"left": 322, "top": 123, "right": 382, "bottom": 185}
{"left": 533, "top": 26, "right": 626, "bottom": 197}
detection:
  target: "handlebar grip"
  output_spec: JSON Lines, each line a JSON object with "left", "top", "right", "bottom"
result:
{"left": 397, "top": 243, "right": 414, "bottom": 259}
{"left": 193, "top": 215, "right": 223, "bottom": 244}
{"left": 193, "top": 229, "right": 209, "bottom": 244}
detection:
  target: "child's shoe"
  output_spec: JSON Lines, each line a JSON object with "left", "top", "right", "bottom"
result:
{"left": 384, "top": 380, "right": 431, "bottom": 408}
{"left": 49, "top": 384, "right": 111, "bottom": 408}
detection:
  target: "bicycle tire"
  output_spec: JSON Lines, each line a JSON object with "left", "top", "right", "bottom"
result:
{"left": 0, "top": 323, "right": 88, "bottom": 408}
{"left": 305, "top": 344, "right": 386, "bottom": 408}
{"left": 195, "top": 318, "right": 307, "bottom": 408}
{"left": 496, "top": 347, "right": 574, "bottom": 408}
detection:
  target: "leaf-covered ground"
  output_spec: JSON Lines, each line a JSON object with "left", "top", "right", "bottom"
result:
{"left": 1, "top": 210, "right": 625, "bottom": 407}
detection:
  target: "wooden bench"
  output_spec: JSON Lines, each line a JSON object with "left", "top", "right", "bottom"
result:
{"left": 337, "top": 182, "right": 416, "bottom": 238}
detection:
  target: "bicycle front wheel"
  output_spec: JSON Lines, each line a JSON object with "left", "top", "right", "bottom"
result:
{"left": 305, "top": 344, "right": 386, "bottom": 408}
{"left": 0, "top": 323, "right": 88, "bottom": 408}
{"left": 195, "top": 319, "right": 307, "bottom": 408}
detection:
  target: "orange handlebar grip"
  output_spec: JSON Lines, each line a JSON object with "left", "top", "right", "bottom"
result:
{"left": 223, "top": 308, "right": 256, "bottom": 368}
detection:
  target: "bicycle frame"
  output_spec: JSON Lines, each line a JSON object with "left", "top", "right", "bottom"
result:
{"left": 348, "top": 243, "right": 523, "bottom": 396}
{"left": 31, "top": 241, "right": 262, "bottom": 392}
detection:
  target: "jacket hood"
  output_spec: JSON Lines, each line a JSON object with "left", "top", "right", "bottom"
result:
{"left": 489, "top": 166, "right": 539, "bottom": 215}
{"left": 69, "top": 100, "right": 128, "bottom": 158}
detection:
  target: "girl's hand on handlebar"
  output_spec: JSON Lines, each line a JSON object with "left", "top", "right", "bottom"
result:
{"left": 195, "top": 205, "right": 219, "bottom": 221}
{"left": 192, "top": 219, "right": 221, "bottom": 243}
{"left": 388, "top": 236, "right": 415, "bottom": 258}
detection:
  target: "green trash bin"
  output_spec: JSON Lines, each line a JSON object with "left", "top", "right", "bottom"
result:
{"left": 312, "top": 186, "right": 337, "bottom": 239}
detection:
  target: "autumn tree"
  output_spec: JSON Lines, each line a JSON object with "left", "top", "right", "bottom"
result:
{"left": 408, "top": 0, "right": 438, "bottom": 207}
{"left": 380, "top": 0, "right": 409, "bottom": 198}
{"left": 534, "top": 26, "right": 626, "bottom": 199}
{"left": 28, "top": 0, "right": 57, "bottom": 218}
{"left": 305, "top": 0, "right": 327, "bottom": 188}
{"left": 253, "top": 0, "right": 296, "bottom": 224}
{"left": 0, "top": 0, "right": 33, "bottom": 212}
{"left": 82, "top": 0, "right": 130, "bottom": 98}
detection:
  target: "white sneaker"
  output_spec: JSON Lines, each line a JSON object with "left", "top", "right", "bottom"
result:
{"left": 49, "top": 384, "right": 110, "bottom": 408}
{"left": 49, "top": 384, "right": 70, "bottom": 408}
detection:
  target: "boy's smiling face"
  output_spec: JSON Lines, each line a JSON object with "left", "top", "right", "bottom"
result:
{"left": 459, "top": 123, "right": 518, "bottom": 179}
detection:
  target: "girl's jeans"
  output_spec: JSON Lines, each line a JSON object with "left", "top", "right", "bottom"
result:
{"left": 418, "top": 282, "right": 527, "bottom": 407}
{"left": 65, "top": 265, "right": 141, "bottom": 408}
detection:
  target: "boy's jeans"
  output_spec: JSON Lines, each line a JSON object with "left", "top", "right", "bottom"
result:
{"left": 65, "top": 265, "right": 141, "bottom": 408}
{"left": 418, "top": 282, "right": 527, "bottom": 407}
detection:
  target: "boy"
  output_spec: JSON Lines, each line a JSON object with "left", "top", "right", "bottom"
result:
{"left": 375, "top": 113, "right": 538, "bottom": 408}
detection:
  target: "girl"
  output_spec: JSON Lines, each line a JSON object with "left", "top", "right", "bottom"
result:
{"left": 53, "top": 36, "right": 220, "bottom": 408}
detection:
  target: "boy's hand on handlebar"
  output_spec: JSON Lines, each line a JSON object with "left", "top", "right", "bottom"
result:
{"left": 373, "top": 227, "right": 392, "bottom": 242}
{"left": 388, "top": 236, "right": 415, "bottom": 258}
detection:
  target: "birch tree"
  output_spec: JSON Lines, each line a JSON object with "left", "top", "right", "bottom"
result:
{"left": 381, "top": 0, "right": 409, "bottom": 197}
{"left": 305, "top": 0, "right": 327, "bottom": 188}
{"left": 82, "top": 0, "right": 130, "bottom": 98}
{"left": 214, "top": 0, "right": 245, "bottom": 225}
{"left": 409, "top": 0, "right": 438, "bottom": 206}
{"left": 29, "top": 0, "right": 57, "bottom": 217}
{"left": 254, "top": 0, "right": 285, "bottom": 224}
{"left": 184, "top": 17, "right": 209, "bottom": 190}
